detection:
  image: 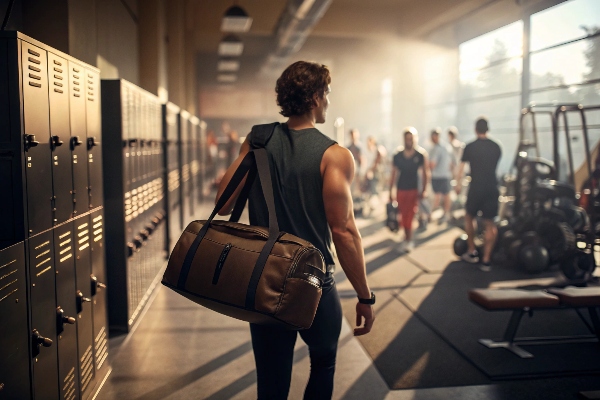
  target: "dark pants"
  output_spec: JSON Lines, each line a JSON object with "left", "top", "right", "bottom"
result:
{"left": 250, "top": 274, "right": 342, "bottom": 400}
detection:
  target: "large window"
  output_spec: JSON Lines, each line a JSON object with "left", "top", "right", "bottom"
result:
{"left": 530, "top": 1, "right": 600, "bottom": 107}
{"left": 422, "top": 0, "right": 600, "bottom": 176}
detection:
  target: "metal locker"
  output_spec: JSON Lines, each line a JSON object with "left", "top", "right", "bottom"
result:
{"left": 73, "top": 216, "right": 94, "bottom": 395}
{"left": 162, "top": 102, "right": 181, "bottom": 253}
{"left": 0, "top": 242, "right": 31, "bottom": 399}
{"left": 53, "top": 222, "right": 80, "bottom": 400}
{"left": 48, "top": 52, "right": 75, "bottom": 225}
{"left": 69, "top": 61, "right": 88, "bottom": 217}
{"left": 86, "top": 69, "right": 103, "bottom": 209}
{"left": 89, "top": 210, "right": 109, "bottom": 380}
{"left": 28, "top": 230, "right": 59, "bottom": 399}
{"left": 22, "top": 42, "right": 54, "bottom": 235}
{"left": 179, "top": 111, "right": 191, "bottom": 229}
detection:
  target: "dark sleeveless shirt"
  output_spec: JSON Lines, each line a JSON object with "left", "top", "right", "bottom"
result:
{"left": 247, "top": 124, "right": 337, "bottom": 265}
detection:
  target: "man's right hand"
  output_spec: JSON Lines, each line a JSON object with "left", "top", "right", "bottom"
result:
{"left": 354, "top": 302, "right": 375, "bottom": 336}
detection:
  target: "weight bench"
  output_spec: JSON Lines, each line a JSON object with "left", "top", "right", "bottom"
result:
{"left": 468, "top": 287, "right": 600, "bottom": 358}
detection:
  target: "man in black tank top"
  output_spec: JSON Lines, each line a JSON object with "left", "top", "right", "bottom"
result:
{"left": 456, "top": 117, "right": 502, "bottom": 271}
{"left": 216, "top": 61, "right": 374, "bottom": 399}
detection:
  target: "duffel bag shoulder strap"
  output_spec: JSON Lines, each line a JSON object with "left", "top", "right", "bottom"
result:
{"left": 178, "top": 128, "right": 282, "bottom": 312}
{"left": 230, "top": 122, "right": 280, "bottom": 222}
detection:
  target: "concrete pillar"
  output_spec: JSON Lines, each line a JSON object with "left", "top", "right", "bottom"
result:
{"left": 138, "top": 0, "right": 168, "bottom": 100}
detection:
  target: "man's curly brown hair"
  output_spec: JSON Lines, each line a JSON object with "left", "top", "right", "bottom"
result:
{"left": 275, "top": 61, "right": 331, "bottom": 117}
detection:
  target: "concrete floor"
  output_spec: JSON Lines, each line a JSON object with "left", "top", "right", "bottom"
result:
{"left": 95, "top": 199, "right": 600, "bottom": 400}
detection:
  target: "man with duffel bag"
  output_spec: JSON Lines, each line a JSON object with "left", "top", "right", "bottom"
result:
{"left": 216, "top": 61, "right": 375, "bottom": 399}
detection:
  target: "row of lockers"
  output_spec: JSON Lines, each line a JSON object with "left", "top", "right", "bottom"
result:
{"left": 1, "top": 32, "right": 109, "bottom": 400}
{"left": 102, "top": 80, "right": 207, "bottom": 332}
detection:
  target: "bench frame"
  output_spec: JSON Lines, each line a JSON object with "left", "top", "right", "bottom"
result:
{"left": 475, "top": 303, "right": 600, "bottom": 358}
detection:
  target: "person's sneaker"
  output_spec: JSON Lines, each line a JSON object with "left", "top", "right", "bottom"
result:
{"left": 479, "top": 261, "right": 492, "bottom": 272}
{"left": 417, "top": 219, "right": 428, "bottom": 231}
{"left": 404, "top": 241, "right": 414, "bottom": 252}
{"left": 395, "top": 241, "right": 407, "bottom": 252}
{"left": 461, "top": 250, "right": 479, "bottom": 263}
{"left": 438, "top": 214, "right": 448, "bottom": 225}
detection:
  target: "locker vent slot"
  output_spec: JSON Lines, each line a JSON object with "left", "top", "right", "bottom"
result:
{"left": 73, "top": 67, "right": 80, "bottom": 73}
{"left": 0, "top": 259, "right": 16, "bottom": 271}
{"left": 53, "top": 59, "right": 62, "bottom": 66}
{"left": 29, "top": 82, "right": 41, "bottom": 88}
{"left": 95, "top": 327, "right": 108, "bottom": 369}
{"left": 93, "top": 215, "right": 103, "bottom": 223}
{"left": 54, "top": 89, "right": 64, "bottom": 94}
{"left": 28, "top": 65, "right": 41, "bottom": 72}
{"left": 80, "top": 345, "right": 93, "bottom": 392}
{"left": 59, "top": 231, "right": 73, "bottom": 262}
{"left": 73, "top": 87, "right": 80, "bottom": 92}
{"left": 73, "top": 94, "right": 80, "bottom": 98}
{"left": 27, "top": 57, "right": 40, "bottom": 65}
{"left": 54, "top": 75, "right": 63, "bottom": 80}
{"left": 27, "top": 48, "right": 40, "bottom": 57}
{"left": 73, "top": 81, "right": 80, "bottom": 86}
{"left": 54, "top": 82, "right": 63, "bottom": 87}
{"left": 0, "top": 265, "right": 18, "bottom": 302}
{"left": 54, "top": 67, "right": 63, "bottom": 73}
{"left": 62, "top": 367, "right": 76, "bottom": 400}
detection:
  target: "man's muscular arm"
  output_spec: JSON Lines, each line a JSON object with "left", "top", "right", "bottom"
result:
{"left": 321, "top": 144, "right": 374, "bottom": 336}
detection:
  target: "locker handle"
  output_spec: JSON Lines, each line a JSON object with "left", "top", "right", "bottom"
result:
{"left": 32, "top": 329, "right": 53, "bottom": 357}
{"left": 128, "top": 138, "right": 139, "bottom": 147}
{"left": 126, "top": 242, "right": 135, "bottom": 257}
{"left": 70, "top": 136, "right": 83, "bottom": 149}
{"left": 24, "top": 134, "right": 39, "bottom": 151}
{"left": 91, "top": 275, "right": 106, "bottom": 296}
{"left": 51, "top": 135, "right": 64, "bottom": 148}
{"left": 87, "top": 137, "right": 100, "bottom": 150}
{"left": 76, "top": 290, "right": 91, "bottom": 313}
{"left": 139, "top": 229, "right": 150, "bottom": 241}
{"left": 56, "top": 307, "right": 76, "bottom": 333}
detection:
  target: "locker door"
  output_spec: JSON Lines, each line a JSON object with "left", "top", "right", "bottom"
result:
{"left": 0, "top": 242, "right": 31, "bottom": 399}
{"left": 179, "top": 113, "right": 190, "bottom": 229}
{"left": 28, "top": 230, "right": 59, "bottom": 399}
{"left": 90, "top": 211, "right": 109, "bottom": 378}
{"left": 54, "top": 223, "right": 80, "bottom": 400}
{"left": 86, "top": 70, "right": 102, "bottom": 209}
{"left": 21, "top": 42, "right": 53, "bottom": 235}
{"left": 48, "top": 52, "right": 74, "bottom": 224}
{"left": 73, "top": 217, "right": 94, "bottom": 395}
{"left": 68, "top": 62, "right": 88, "bottom": 216}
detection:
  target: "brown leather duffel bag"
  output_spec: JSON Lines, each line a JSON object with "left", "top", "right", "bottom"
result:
{"left": 162, "top": 124, "right": 326, "bottom": 330}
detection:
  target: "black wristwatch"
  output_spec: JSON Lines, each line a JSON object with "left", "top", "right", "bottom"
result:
{"left": 358, "top": 291, "right": 376, "bottom": 305}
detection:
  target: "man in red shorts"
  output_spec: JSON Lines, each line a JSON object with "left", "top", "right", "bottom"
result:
{"left": 389, "top": 127, "right": 429, "bottom": 252}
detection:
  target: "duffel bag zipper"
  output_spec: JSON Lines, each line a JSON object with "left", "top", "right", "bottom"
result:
{"left": 212, "top": 243, "right": 232, "bottom": 284}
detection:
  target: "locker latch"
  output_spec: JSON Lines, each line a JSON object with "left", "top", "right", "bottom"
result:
{"left": 31, "top": 329, "right": 52, "bottom": 357}
{"left": 70, "top": 136, "right": 83, "bottom": 150}
{"left": 56, "top": 307, "right": 76, "bottom": 334}
{"left": 87, "top": 137, "right": 100, "bottom": 150}
{"left": 91, "top": 275, "right": 106, "bottom": 296}
{"left": 24, "top": 134, "right": 39, "bottom": 151}
{"left": 76, "top": 290, "right": 91, "bottom": 313}
{"left": 51, "top": 135, "right": 64, "bottom": 149}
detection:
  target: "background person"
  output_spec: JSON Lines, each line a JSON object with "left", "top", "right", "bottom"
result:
{"left": 428, "top": 127, "right": 454, "bottom": 224}
{"left": 455, "top": 117, "right": 502, "bottom": 271}
{"left": 389, "top": 127, "right": 429, "bottom": 252}
{"left": 216, "top": 61, "right": 374, "bottom": 400}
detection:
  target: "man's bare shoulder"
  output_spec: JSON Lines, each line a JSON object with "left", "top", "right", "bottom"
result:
{"left": 322, "top": 144, "right": 354, "bottom": 177}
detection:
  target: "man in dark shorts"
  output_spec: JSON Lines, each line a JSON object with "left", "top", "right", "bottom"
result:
{"left": 456, "top": 117, "right": 502, "bottom": 271}
{"left": 389, "top": 128, "right": 429, "bottom": 252}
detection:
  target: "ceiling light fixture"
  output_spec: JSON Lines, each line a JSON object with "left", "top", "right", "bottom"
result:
{"left": 221, "top": 5, "right": 253, "bottom": 32}
{"left": 218, "top": 59, "right": 240, "bottom": 72}
{"left": 218, "top": 34, "right": 244, "bottom": 56}
{"left": 217, "top": 74, "right": 237, "bottom": 83}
